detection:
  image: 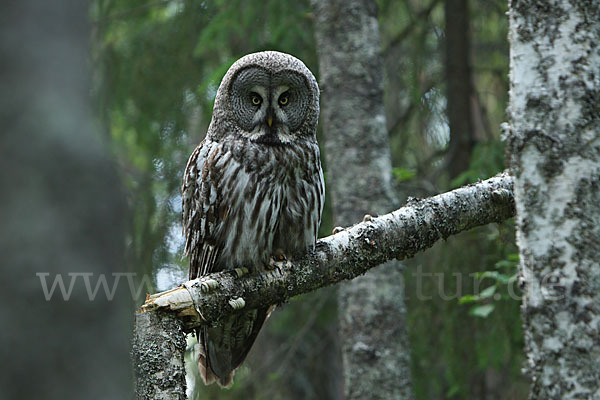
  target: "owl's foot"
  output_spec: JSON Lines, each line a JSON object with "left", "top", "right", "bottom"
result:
{"left": 272, "top": 248, "right": 287, "bottom": 262}
{"left": 199, "top": 278, "right": 219, "bottom": 293}
{"left": 267, "top": 249, "right": 288, "bottom": 272}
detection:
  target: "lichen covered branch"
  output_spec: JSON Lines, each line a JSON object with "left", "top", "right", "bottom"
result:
{"left": 133, "top": 310, "right": 187, "bottom": 399}
{"left": 141, "top": 172, "right": 514, "bottom": 329}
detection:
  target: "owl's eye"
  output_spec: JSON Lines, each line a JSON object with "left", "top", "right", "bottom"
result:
{"left": 250, "top": 93, "right": 262, "bottom": 106}
{"left": 278, "top": 92, "right": 289, "bottom": 106}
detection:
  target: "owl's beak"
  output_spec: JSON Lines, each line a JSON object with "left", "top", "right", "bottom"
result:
{"left": 266, "top": 106, "right": 275, "bottom": 128}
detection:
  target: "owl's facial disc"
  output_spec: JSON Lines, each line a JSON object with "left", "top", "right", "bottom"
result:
{"left": 239, "top": 84, "right": 294, "bottom": 145}
{"left": 229, "top": 67, "right": 311, "bottom": 145}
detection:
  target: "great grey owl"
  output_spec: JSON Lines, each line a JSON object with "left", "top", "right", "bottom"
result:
{"left": 182, "top": 51, "right": 324, "bottom": 387}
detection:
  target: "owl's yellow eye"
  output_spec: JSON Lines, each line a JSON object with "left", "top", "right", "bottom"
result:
{"left": 251, "top": 93, "right": 262, "bottom": 105}
{"left": 278, "top": 93, "right": 289, "bottom": 106}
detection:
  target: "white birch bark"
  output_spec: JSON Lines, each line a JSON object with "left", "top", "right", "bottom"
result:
{"left": 507, "top": 1, "right": 600, "bottom": 398}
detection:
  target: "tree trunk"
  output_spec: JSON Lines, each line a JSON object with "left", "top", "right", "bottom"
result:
{"left": 445, "top": 0, "right": 476, "bottom": 178}
{"left": 506, "top": 1, "right": 600, "bottom": 398}
{"left": 311, "top": 0, "right": 414, "bottom": 398}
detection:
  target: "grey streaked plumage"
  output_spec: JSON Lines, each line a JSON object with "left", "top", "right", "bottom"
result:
{"left": 182, "top": 51, "right": 324, "bottom": 387}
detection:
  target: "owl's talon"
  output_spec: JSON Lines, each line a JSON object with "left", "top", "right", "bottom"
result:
{"left": 332, "top": 226, "right": 345, "bottom": 234}
{"left": 267, "top": 253, "right": 287, "bottom": 272}
{"left": 272, "top": 265, "right": 283, "bottom": 275}
{"left": 271, "top": 248, "right": 287, "bottom": 262}
{"left": 270, "top": 254, "right": 287, "bottom": 263}
{"left": 229, "top": 297, "right": 246, "bottom": 310}
{"left": 200, "top": 278, "right": 219, "bottom": 293}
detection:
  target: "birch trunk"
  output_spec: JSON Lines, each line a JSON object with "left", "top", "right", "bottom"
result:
{"left": 507, "top": 1, "right": 600, "bottom": 398}
{"left": 311, "top": 0, "right": 414, "bottom": 398}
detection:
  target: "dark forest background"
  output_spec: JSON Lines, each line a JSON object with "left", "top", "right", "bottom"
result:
{"left": 90, "top": 1, "right": 523, "bottom": 399}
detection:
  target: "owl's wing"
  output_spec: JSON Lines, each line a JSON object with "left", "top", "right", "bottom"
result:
{"left": 182, "top": 138, "right": 223, "bottom": 280}
{"left": 183, "top": 138, "right": 269, "bottom": 387}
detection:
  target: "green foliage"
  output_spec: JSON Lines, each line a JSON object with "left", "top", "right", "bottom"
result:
{"left": 459, "top": 252, "right": 519, "bottom": 319}
{"left": 450, "top": 139, "right": 506, "bottom": 187}
{"left": 392, "top": 167, "right": 417, "bottom": 182}
{"left": 406, "top": 217, "right": 525, "bottom": 399}
{"left": 469, "top": 303, "right": 495, "bottom": 318}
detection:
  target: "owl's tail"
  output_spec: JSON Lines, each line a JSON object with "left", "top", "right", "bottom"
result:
{"left": 197, "top": 306, "right": 272, "bottom": 387}
{"left": 196, "top": 339, "right": 229, "bottom": 387}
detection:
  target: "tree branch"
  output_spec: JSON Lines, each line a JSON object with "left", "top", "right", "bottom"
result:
{"left": 140, "top": 172, "right": 514, "bottom": 329}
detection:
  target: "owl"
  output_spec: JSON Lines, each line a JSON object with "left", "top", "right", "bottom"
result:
{"left": 182, "top": 51, "right": 324, "bottom": 387}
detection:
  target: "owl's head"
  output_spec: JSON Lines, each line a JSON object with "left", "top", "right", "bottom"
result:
{"left": 210, "top": 51, "right": 319, "bottom": 145}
